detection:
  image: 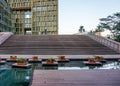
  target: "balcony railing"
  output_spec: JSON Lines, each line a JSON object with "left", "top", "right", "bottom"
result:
{"left": 87, "top": 34, "right": 120, "bottom": 53}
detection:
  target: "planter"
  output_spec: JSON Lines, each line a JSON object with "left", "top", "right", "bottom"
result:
{"left": 59, "top": 58, "right": 66, "bottom": 61}
{"left": 12, "top": 63, "right": 31, "bottom": 68}
{"left": 17, "top": 58, "right": 27, "bottom": 65}
{"left": 88, "top": 58, "right": 95, "bottom": 63}
{"left": 32, "top": 58, "right": 38, "bottom": 61}
{"left": 42, "top": 61, "right": 58, "bottom": 66}
{"left": 94, "top": 56, "right": 105, "bottom": 62}
{"left": 10, "top": 56, "right": 17, "bottom": 60}
{"left": 46, "top": 61, "right": 54, "bottom": 64}
{"left": 56, "top": 56, "right": 70, "bottom": 62}
{"left": 17, "top": 62, "right": 27, "bottom": 65}
{"left": 32, "top": 56, "right": 38, "bottom": 60}
{"left": 58, "top": 56, "right": 66, "bottom": 60}
{"left": 0, "top": 61, "right": 6, "bottom": 65}
{"left": 83, "top": 61, "right": 102, "bottom": 66}
{"left": 46, "top": 58, "right": 55, "bottom": 64}
{"left": 10, "top": 58, "right": 17, "bottom": 60}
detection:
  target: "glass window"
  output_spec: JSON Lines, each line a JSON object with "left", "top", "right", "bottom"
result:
{"left": 24, "top": 11, "right": 31, "bottom": 18}
{"left": 24, "top": 24, "right": 31, "bottom": 28}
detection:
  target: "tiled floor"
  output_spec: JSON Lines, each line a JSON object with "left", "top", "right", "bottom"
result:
{"left": 31, "top": 70, "right": 120, "bottom": 86}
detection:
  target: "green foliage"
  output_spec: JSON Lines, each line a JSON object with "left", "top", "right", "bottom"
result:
{"left": 17, "top": 58, "right": 26, "bottom": 63}
{"left": 114, "top": 34, "right": 120, "bottom": 42}
{"left": 79, "top": 26, "right": 85, "bottom": 33}
{"left": 10, "top": 56, "right": 17, "bottom": 59}
{"left": 99, "top": 12, "right": 120, "bottom": 42}
{"left": 46, "top": 58, "right": 54, "bottom": 62}
{"left": 58, "top": 56, "right": 65, "bottom": 59}
{"left": 94, "top": 25, "right": 104, "bottom": 32}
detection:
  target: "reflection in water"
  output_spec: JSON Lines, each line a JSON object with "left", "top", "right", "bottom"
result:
{"left": 42, "top": 66, "right": 58, "bottom": 70}
{"left": 0, "top": 69, "right": 32, "bottom": 86}
{"left": 59, "top": 63, "right": 66, "bottom": 66}
{"left": 99, "top": 62, "right": 120, "bottom": 69}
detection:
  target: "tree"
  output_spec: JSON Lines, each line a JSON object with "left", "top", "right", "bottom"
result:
{"left": 93, "top": 25, "right": 104, "bottom": 36}
{"left": 79, "top": 26, "right": 85, "bottom": 33}
{"left": 99, "top": 12, "right": 120, "bottom": 42}
{"left": 95, "top": 25, "right": 104, "bottom": 32}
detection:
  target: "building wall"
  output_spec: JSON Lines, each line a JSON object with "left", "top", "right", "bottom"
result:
{"left": 7, "top": 0, "right": 31, "bottom": 35}
{"left": 0, "top": 0, "right": 14, "bottom": 32}
{"left": 7, "top": 0, "right": 58, "bottom": 35}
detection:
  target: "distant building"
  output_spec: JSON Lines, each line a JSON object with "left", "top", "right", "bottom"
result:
{"left": 7, "top": 0, "right": 58, "bottom": 35}
{"left": 0, "top": 0, "right": 14, "bottom": 32}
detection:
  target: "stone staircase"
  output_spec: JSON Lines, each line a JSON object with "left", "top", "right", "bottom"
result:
{"left": 0, "top": 35, "right": 119, "bottom": 55}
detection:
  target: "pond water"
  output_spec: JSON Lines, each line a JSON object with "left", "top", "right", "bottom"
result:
{"left": 0, "top": 60, "right": 120, "bottom": 86}
{"left": 0, "top": 69, "right": 32, "bottom": 86}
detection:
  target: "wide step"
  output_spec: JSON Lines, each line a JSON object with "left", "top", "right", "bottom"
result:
{"left": 0, "top": 35, "right": 119, "bottom": 55}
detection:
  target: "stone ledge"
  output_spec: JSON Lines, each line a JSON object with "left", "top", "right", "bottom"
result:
{"left": 0, "top": 32, "right": 13, "bottom": 45}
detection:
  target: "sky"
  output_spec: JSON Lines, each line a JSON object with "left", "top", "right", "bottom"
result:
{"left": 59, "top": 0, "right": 120, "bottom": 34}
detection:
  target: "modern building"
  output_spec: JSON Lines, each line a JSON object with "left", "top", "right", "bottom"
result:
{"left": 7, "top": 0, "right": 58, "bottom": 35}
{"left": 0, "top": 0, "right": 14, "bottom": 32}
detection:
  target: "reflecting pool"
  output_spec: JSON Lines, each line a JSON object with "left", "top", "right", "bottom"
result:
{"left": 0, "top": 60, "right": 120, "bottom": 86}
{"left": 0, "top": 69, "right": 32, "bottom": 86}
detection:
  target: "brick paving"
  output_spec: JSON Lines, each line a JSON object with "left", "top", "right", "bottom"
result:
{"left": 31, "top": 70, "right": 120, "bottom": 86}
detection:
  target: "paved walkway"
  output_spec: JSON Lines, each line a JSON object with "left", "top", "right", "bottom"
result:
{"left": 31, "top": 70, "right": 120, "bottom": 86}
{"left": 0, "top": 55, "right": 120, "bottom": 59}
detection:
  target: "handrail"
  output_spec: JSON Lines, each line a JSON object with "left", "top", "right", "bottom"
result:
{"left": 87, "top": 34, "right": 120, "bottom": 53}
{"left": 0, "top": 32, "right": 13, "bottom": 45}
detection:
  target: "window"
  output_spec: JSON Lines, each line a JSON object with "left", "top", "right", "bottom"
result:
{"left": 24, "top": 11, "right": 31, "bottom": 18}
{"left": 24, "top": 24, "right": 31, "bottom": 28}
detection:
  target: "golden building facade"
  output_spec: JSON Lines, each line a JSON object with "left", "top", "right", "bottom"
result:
{"left": 7, "top": 0, "right": 58, "bottom": 35}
